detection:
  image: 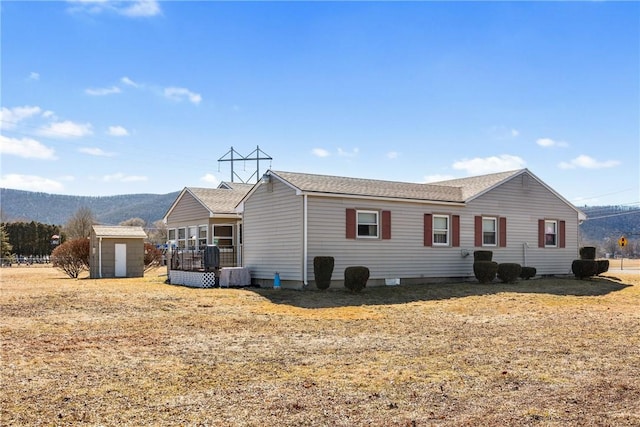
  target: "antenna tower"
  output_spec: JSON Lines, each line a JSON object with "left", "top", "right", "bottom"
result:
{"left": 218, "top": 145, "right": 273, "bottom": 183}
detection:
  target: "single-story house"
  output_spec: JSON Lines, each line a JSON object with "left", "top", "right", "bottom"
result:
{"left": 89, "top": 225, "right": 147, "bottom": 278}
{"left": 163, "top": 182, "right": 253, "bottom": 267}
{"left": 237, "top": 168, "right": 586, "bottom": 288}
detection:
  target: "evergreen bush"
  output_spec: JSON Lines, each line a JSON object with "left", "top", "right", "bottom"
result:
{"left": 344, "top": 266, "right": 369, "bottom": 293}
{"left": 473, "top": 250, "right": 493, "bottom": 262}
{"left": 596, "top": 259, "right": 610, "bottom": 275}
{"left": 473, "top": 261, "right": 498, "bottom": 284}
{"left": 313, "top": 256, "right": 335, "bottom": 290}
{"left": 579, "top": 246, "right": 597, "bottom": 260}
{"left": 519, "top": 266, "right": 537, "bottom": 280}
{"left": 571, "top": 260, "right": 597, "bottom": 279}
{"left": 497, "top": 263, "right": 522, "bottom": 284}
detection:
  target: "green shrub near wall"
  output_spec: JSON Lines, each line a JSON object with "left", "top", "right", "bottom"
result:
{"left": 596, "top": 259, "right": 609, "bottom": 275}
{"left": 519, "top": 267, "right": 537, "bottom": 280}
{"left": 313, "top": 256, "right": 334, "bottom": 290}
{"left": 474, "top": 261, "right": 498, "bottom": 284}
{"left": 474, "top": 250, "right": 493, "bottom": 262}
{"left": 344, "top": 266, "right": 369, "bottom": 293}
{"left": 497, "top": 263, "right": 522, "bottom": 284}
{"left": 572, "top": 260, "right": 598, "bottom": 279}
{"left": 579, "top": 246, "right": 597, "bottom": 260}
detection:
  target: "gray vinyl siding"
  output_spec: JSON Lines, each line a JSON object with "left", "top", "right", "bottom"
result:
{"left": 166, "top": 192, "right": 210, "bottom": 224}
{"left": 466, "top": 173, "right": 579, "bottom": 275}
{"left": 307, "top": 197, "right": 470, "bottom": 282}
{"left": 89, "top": 237, "right": 144, "bottom": 278}
{"left": 305, "top": 172, "right": 579, "bottom": 282}
{"left": 242, "top": 179, "right": 304, "bottom": 281}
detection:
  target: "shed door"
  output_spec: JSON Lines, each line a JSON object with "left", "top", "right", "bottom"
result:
{"left": 115, "top": 244, "right": 127, "bottom": 277}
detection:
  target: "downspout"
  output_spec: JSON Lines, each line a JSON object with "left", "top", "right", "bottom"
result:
{"left": 99, "top": 237, "right": 103, "bottom": 278}
{"left": 523, "top": 242, "right": 529, "bottom": 267}
{"left": 303, "top": 194, "right": 308, "bottom": 286}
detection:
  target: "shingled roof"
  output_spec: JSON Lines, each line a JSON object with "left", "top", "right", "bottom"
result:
{"left": 269, "top": 170, "right": 527, "bottom": 203}
{"left": 185, "top": 186, "right": 251, "bottom": 214}
{"left": 92, "top": 225, "right": 147, "bottom": 238}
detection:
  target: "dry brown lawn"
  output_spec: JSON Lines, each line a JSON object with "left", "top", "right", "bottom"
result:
{"left": 1, "top": 263, "right": 639, "bottom": 426}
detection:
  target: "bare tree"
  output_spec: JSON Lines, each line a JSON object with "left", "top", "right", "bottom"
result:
{"left": 119, "top": 217, "right": 146, "bottom": 227}
{"left": 64, "top": 207, "right": 96, "bottom": 239}
{"left": 146, "top": 219, "right": 168, "bottom": 245}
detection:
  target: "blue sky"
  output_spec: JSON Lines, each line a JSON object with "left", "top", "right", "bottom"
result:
{"left": 1, "top": 1, "right": 638, "bottom": 206}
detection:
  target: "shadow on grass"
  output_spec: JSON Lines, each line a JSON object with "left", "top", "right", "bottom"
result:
{"left": 249, "top": 276, "right": 632, "bottom": 309}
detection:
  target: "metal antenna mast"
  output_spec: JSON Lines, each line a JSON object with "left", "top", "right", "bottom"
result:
{"left": 217, "top": 145, "right": 273, "bottom": 183}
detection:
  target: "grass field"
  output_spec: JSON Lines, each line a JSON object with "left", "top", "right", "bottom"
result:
{"left": 1, "top": 264, "right": 639, "bottom": 426}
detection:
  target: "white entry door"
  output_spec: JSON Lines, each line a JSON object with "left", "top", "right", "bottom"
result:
{"left": 115, "top": 244, "right": 127, "bottom": 277}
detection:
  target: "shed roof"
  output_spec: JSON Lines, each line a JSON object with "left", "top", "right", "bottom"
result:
{"left": 92, "top": 225, "right": 147, "bottom": 239}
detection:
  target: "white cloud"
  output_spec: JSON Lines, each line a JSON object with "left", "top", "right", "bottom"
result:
{"left": 120, "top": 0, "right": 161, "bottom": 17}
{"left": 79, "top": 147, "right": 115, "bottom": 157}
{"left": 29, "top": 72, "right": 40, "bottom": 81}
{"left": 164, "top": 87, "right": 202, "bottom": 104}
{"left": 67, "top": 0, "right": 161, "bottom": 17}
{"left": 537, "top": 137, "right": 569, "bottom": 148}
{"left": 0, "top": 105, "right": 42, "bottom": 129}
{"left": 38, "top": 120, "right": 93, "bottom": 139}
{"left": 311, "top": 148, "right": 331, "bottom": 158}
{"left": 423, "top": 174, "right": 456, "bottom": 183}
{"left": 102, "top": 173, "right": 148, "bottom": 182}
{"left": 0, "top": 174, "right": 64, "bottom": 192}
{"left": 108, "top": 125, "right": 129, "bottom": 136}
{"left": 337, "top": 147, "right": 359, "bottom": 158}
{"left": 452, "top": 154, "right": 526, "bottom": 175}
{"left": 0, "top": 135, "right": 57, "bottom": 160}
{"left": 387, "top": 151, "right": 399, "bottom": 159}
{"left": 200, "top": 173, "right": 220, "bottom": 185}
{"left": 558, "top": 155, "right": 620, "bottom": 170}
{"left": 121, "top": 76, "right": 139, "bottom": 87}
{"left": 85, "top": 86, "right": 121, "bottom": 96}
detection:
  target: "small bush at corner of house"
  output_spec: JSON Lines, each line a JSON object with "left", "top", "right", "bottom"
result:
{"left": 313, "top": 256, "right": 335, "bottom": 290}
{"left": 344, "top": 266, "right": 369, "bottom": 293}
{"left": 571, "top": 259, "right": 597, "bottom": 279}
{"left": 596, "top": 259, "right": 609, "bottom": 275}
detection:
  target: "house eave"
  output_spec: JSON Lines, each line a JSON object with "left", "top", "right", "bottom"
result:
{"left": 298, "top": 191, "right": 465, "bottom": 206}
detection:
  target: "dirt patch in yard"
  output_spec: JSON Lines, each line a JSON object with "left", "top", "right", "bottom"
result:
{"left": 1, "top": 266, "right": 639, "bottom": 426}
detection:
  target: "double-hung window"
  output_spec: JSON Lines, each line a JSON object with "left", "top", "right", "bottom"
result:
{"left": 198, "top": 225, "right": 208, "bottom": 248}
{"left": 357, "top": 210, "right": 379, "bottom": 238}
{"left": 177, "top": 228, "right": 186, "bottom": 248}
{"left": 168, "top": 229, "right": 176, "bottom": 248}
{"left": 482, "top": 217, "right": 497, "bottom": 246}
{"left": 544, "top": 220, "right": 557, "bottom": 247}
{"left": 433, "top": 215, "right": 449, "bottom": 245}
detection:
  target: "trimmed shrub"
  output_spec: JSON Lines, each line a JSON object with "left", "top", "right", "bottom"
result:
{"left": 344, "top": 266, "right": 369, "bottom": 293}
{"left": 313, "top": 256, "right": 335, "bottom": 290}
{"left": 497, "top": 263, "right": 522, "bottom": 284}
{"left": 571, "top": 260, "right": 597, "bottom": 279}
{"left": 519, "top": 266, "right": 537, "bottom": 280}
{"left": 474, "top": 250, "right": 493, "bottom": 262}
{"left": 473, "top": 261, "right": 498, "bottom": 284}
{"left": 51, "top": 238, "right": 90, "bottom": 278}
{"left": 596, "top": 259, "right": 610, "bottom": 275}
{"left": 579, "top": 246, "right": 596, "bottom": 260}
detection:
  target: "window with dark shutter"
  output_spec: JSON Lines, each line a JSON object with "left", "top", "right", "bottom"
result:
{"left": 382, "top": 210, "right": 391, "bottom": 240}
{"left": 346, "top": 209, "right": 356, "bottom": 239}
{"left": 499, "top": 217, "right": 507, "bottom": 247}
{"left": 452, "top": 215, "right": 460, "bottom": 247}
{"left": 424, "top": 214, "right": 433, "bottom": 247}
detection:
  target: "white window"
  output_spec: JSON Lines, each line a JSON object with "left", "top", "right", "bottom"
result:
{"left": 198, "top": 225, "right": 208, "bottom": 248}
{"left": 168, "top": 229, "right": 176, "bottom": 248}
{"left": 483, "top": 218, "right": 497, "bottom": 246}
{"left": 357, "top": 210, "right": 379, "bottom": 238}
{"left": 188, "top": 226, "right": 198, "bottom": 249}
{"left": 545, "top": 220, "right": 557, "bottom": 247}
{"left": 433, "top": 215, "right": 449, "bottom": 245}
{"left": 213, "top": 225, "right": 234, "bottom": 247}
{"left": 177, "top": 228, "right": 186, "bottom": 248}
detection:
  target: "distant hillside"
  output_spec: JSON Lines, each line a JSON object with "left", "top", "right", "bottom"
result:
{"left": 579, "top": 205, "right": 640, "bottom": 242}
{"left": 0, "top": 188, "right": 181, "bottom": 226}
